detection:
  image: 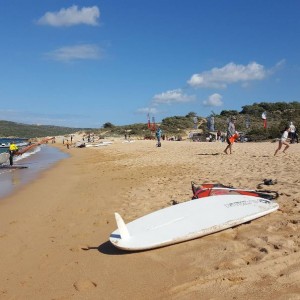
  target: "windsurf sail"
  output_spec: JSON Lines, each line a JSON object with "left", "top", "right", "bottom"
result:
{"left": 147, "top": 113, "right": 151, "bottom": 129}
{"left": 151, "top": 116, "right": 156, "bottom": 131}
{"left": 229, "top": 132, "right": 239, "bottom": 144}
{"left": 15, "top": 137, "right": 54, "bottom": 155}
{"left": 191, "top": 181, "right": 279, "bottom": 200}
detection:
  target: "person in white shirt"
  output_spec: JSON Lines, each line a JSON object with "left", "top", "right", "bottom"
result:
{"left": 289, "top": 122, "right": 296, "bottom": 143}
{"left": 274, "top": 126, "right": 291, "bottom": 156}
{"left": 224, "top": 116, "right": 237, "bottom": 155}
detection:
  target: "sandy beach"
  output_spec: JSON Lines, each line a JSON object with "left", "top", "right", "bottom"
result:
{"left": 0, "top": 139, "right": 299, "bottom": 299}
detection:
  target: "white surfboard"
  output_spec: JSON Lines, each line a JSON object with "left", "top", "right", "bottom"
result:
{"left": 85, "top": 141, "right": 112, "bottom": 147}
{"left": 85, "top": 143, "right": 109, "bottom": 148}
{"left": 122, "top": 140, "right": 135, "bottom": 143}
{"left": 109, "top": 195, "right": 279, "bottom": 251}
{"left": 0, "top": 153, "right": 9, "bottom": 164}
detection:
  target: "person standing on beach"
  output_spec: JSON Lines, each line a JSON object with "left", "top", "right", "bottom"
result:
{"left": 224, "top": 116, "right": 237, "bottom": 154}
{"left": 8, "top": 142, "right": 18, "bottom": 166}
{"left": 155, "top": 127, "right": 162, "bottom": 147}
{"left": 274, "top": 126, "right": 291, "bottom": 156}
{"left": 66, "top": 140, "right": 70, "bottom": 149}
{"left": 289, "top": 122, "right": 296, "bottom": 143}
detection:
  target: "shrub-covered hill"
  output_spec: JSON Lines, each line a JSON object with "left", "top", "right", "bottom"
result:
{"left": 0, "top": 120, "right": 90, "bottom": 138}
{"left": 95, "top": 101, "right": 300, "bottom": 141}
{"left": 1, "top": 101, "right": 299, "bottom": 140}
{"left": 216, "top": 101, "right": 300, "bottom": 140}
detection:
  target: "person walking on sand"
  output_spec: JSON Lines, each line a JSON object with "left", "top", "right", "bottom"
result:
{"left": 224, "top": 116, "right": 237, "bottom": 154}
{"left": 155, "top": 127, "right": 162, "bottom": 147}
{"left": 274, "top": 126, "right": 291, "bottom": 156}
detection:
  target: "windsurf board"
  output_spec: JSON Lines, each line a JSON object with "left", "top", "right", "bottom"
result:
{"left": 0, "top": 153, "right": 9, "bottom": 164}
{"left": 85, "top": 143, "right": 109, "bottom": 147}
{"left": 122, "top": 140, "right": 135, "bottom": 143}
{"left": 0, "top": 165, "right": 28, "bottom": 169}
{"left": 109, "top": 195, "right": 279, "bottom": 251}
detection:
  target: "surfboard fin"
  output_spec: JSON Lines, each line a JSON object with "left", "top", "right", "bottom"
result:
{"left": 114, "top": 213, "right": 130, "bottom": 239}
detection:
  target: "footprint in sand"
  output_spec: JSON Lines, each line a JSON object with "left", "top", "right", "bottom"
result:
{"left": 276, "top": 293, "right": 300, "bottom": 300}
{"left": 70, "top": 245, "right": 85, "bottom": 252}
{"left": 73, "top": 280, "right": 97, "bottom": 292}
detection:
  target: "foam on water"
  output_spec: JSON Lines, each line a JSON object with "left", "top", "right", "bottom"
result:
{"left": 14, "top": 146, "right": 41, "bottom": 162}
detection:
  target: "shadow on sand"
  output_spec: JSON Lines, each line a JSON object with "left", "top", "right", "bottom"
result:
{"left": 81, "top": 241, "right": 133, "bottom": 255}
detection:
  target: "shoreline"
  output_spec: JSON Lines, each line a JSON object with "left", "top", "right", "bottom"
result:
{"left": 0, "top": 144, "right": 69, "bottom": 199}
{"left": 0, "top": 140, "right": 299, "bottom": 299}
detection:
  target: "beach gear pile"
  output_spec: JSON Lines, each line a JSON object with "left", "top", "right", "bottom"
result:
{"left": 191, "top": 181, "right": 279, "bottom": 200}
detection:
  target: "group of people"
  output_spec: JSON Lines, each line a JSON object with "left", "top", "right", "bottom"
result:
{"left": 222, "top": 116, "right": 297, "bottom": 156}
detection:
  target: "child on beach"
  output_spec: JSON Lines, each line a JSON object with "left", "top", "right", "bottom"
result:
{"left": 274, "top": 126, "right": 291, "bottom": 156}
{"left": 66, "top": 140, "right": 70, "bottom": 149}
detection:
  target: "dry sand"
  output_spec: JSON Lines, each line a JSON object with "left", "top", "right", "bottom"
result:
{"left": 0, "top": 139, "right": 299, "bottom": 299}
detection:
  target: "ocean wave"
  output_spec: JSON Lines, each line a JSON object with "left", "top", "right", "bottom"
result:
{"left": 14, "top": 146, "right": 42, "bottom": 162}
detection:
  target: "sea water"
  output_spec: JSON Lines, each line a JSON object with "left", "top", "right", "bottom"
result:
{"left": 0, "top": 138, "right": 29, "bottom": 153}
{"left": 0, "top": 141, "right": 69, "bottom": 199}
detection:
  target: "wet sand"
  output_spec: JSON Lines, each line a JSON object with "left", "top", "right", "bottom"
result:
{"left": 0, "top": 145, "right": 68, "bottom": 199}
{"left": 0, "top": 140, "right": 299, "bottom": 299}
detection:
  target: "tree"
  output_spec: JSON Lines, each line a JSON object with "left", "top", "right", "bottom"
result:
{"left": 103, "top": 122, "right": 115, "bottom": 128}
{"left": 185, "top": 112, "right": 197, "bottom": 118}
{"left": 220, "top": 110, "right": 239, "bottom": 117}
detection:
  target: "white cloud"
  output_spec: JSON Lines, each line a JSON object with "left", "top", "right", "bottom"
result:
{"left": 152, "top": 89, "right": 195, "bottom": 105}
{"left": 37, "top": 5, "right": 100, "bottom": 27}
{"left": 187, "top": 62, "right": 267, "bottom": 88}
{"left": 46, "top": 44, "right": 104, "bottom": 62}
{"left": 203, "top": 93, "right": 223, "bottom": 107}
{"left": 136, "top": 107, "right": 159, "bottom": 114}
{"left": 269, "top": 59, "right": 286, "bottom": 74}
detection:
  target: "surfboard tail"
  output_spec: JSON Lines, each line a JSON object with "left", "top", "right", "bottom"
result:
{"left": 114, "top": 213, "right": 130, "bottom": 239}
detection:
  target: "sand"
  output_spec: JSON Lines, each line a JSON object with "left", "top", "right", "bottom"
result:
{"left": 0, "top": 139, "right": 299, "bottom": 299}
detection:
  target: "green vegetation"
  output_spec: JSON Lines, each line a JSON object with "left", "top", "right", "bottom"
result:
{"left": 0, "top": 120, "right": 89, "bottom": 138}
{"left": 1, "top": 102, "right": 299, "bottom": 141}
{"left": 96, "top": 102, "right": 299, "bottom": 141}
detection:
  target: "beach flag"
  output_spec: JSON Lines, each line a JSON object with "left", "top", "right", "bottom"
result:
{"left": 262, "top": 112, "right": 267, "bottom": 128}
{"left": 193, "top": 116, "right": 198, "bottom": 129}
{"left": 151, "top": 116, "right": 156, "bottom": 131}
{"left": 210, "top": 116, "right": 215, "bottom": 131}
{"left": 245, "top": 116, "right": 251, "bottom": 129}
{"left": 147, "top": 113, "right": 151, "bottom": 129}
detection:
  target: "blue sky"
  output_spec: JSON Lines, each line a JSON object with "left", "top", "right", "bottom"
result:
{"left": 0, "top": 0, "right": 299, "bottom": 128}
